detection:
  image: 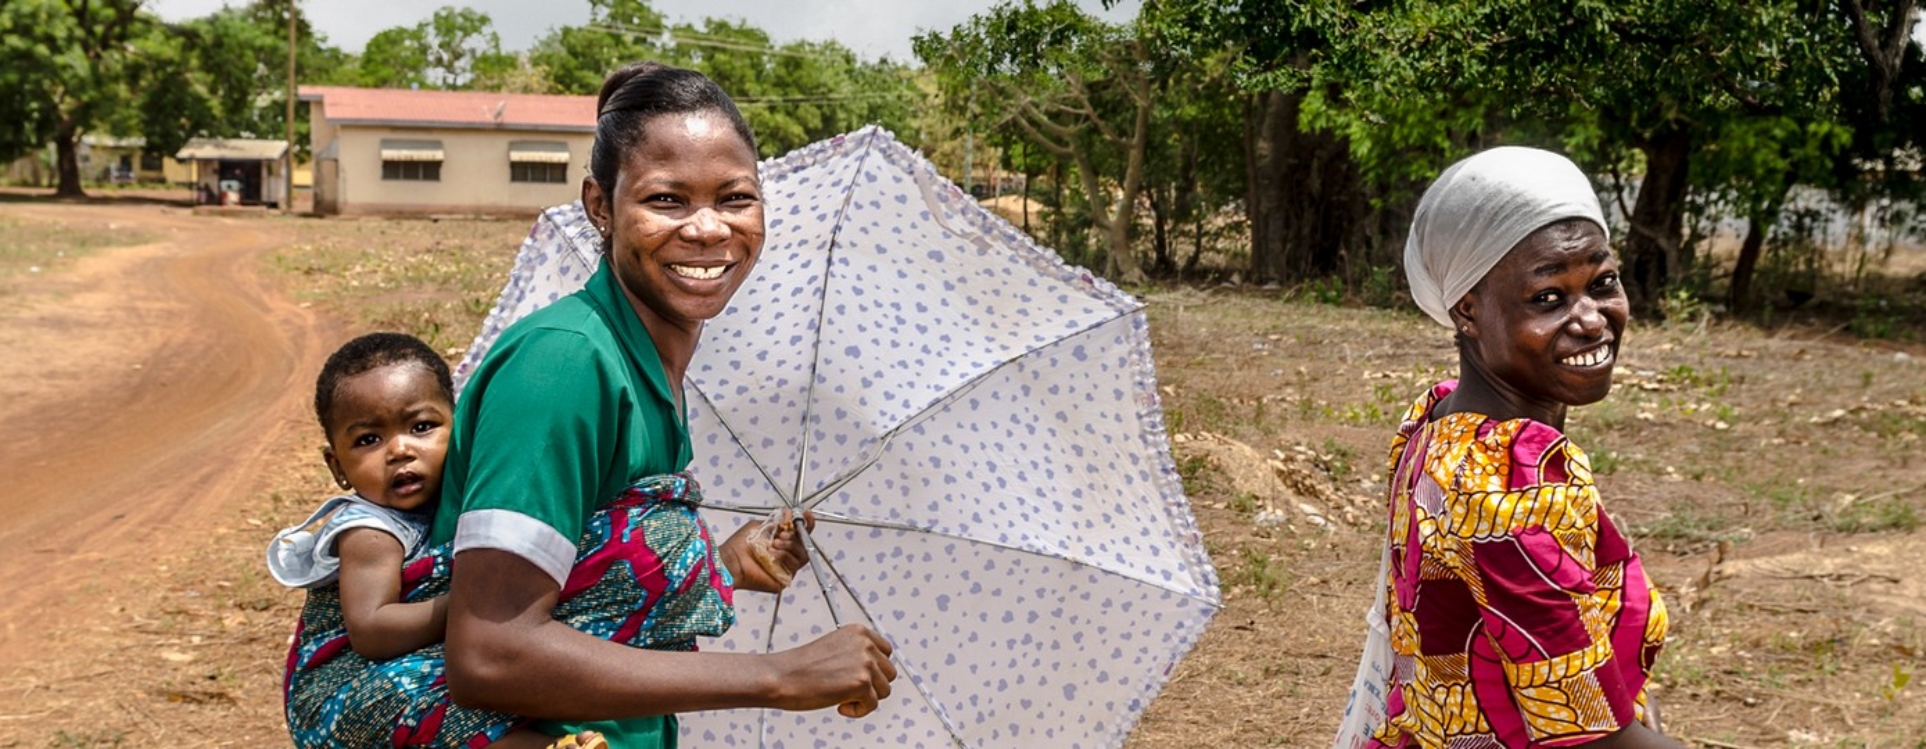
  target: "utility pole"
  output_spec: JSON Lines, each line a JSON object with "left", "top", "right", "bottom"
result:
{"left": 284, "top": 0, "right": 297, "bottom": 214}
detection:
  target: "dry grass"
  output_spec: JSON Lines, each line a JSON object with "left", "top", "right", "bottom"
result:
{"left": 0, "top": 214, "right": 154, "bottom": 287}
{"left": 4, "top": 212, "right": 1924, "bottom": 747}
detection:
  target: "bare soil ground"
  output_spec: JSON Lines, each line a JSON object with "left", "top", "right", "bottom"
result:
{"left": 0, "top": 197, "right": 1921, "bottom": 747}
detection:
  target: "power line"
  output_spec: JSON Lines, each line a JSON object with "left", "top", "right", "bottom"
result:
{"left": 734, "top": 92, "right": 917, "bottom": 104}
{"left": 581, "top": 23, "right": 853, "bottom": 61}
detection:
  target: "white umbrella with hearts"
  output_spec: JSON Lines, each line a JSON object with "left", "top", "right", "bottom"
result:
{"left": 457, "top": 126, "right": 1219, "bottom": 748}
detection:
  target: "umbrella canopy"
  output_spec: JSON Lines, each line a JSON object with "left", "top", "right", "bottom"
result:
{"left": 455, "top": 126, "right": 1218, "bottom": 748}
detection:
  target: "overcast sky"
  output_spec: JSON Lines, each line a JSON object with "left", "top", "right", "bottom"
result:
{"left": 147, "top": 0, "right": 1143, "bottom": 63}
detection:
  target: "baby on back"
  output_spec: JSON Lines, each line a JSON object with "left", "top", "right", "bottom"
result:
{"left": 267, "top": 332, "right": 604, "bottom": 749}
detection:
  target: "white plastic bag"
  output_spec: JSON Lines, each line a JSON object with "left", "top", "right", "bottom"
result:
{"left": 1331, "top": 544, "right": 1393, "bottom": 748}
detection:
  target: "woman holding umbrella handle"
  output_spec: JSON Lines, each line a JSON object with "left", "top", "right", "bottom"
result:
{"left": 436, "top": 62, "right": 896, "bottom": 745}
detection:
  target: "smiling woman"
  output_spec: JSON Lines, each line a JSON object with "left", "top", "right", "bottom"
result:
{"left": 582, "top": 106, "right": 767, "bottom": 377}
{"left": 276, "top": 63, "right": 896, "bottom": 749}
{"left": 430, "top": 63, "right": 895, "bottom": 747}
{"left": 1335, "top": 147, "right": 1684, "bottom": 749}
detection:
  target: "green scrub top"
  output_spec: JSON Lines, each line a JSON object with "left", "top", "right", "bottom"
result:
{"left": 436, "top": 261, "right": 694, "bottom": 747}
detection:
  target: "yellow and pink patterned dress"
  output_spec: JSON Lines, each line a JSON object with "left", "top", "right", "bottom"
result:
{"left": 1371, "top": 382, "right": 1668, "bottom": 748}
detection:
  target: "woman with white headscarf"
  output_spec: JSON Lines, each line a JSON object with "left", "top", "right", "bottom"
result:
{"left": 1336, "top": 147, "right": 1680, "bottom": 749}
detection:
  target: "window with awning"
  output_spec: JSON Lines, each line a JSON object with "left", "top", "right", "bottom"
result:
{"left": 509, "top": 140, "right": 571, "bottom": 183}
{"left": 508, "top": 141, "right": 571, "bottom": 164}
{"left": 380, "top": 138, "right": 442, "bottom": 181}
{"left": 380, "top": 138, "right": 445, "bottom": 162}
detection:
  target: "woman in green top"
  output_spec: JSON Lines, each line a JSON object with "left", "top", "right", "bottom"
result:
{"left": 436, "top": 62, "right": 898, "bottom": 745}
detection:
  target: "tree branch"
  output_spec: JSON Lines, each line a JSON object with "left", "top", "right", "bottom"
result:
{"left": 1120, "top": 40, "right": 1151, "bottom": 109}
{"left": 1840, "top": 0, "right": 1918, "bottom": 119}
{"left": 1842, "top": 0, "right": 1897, "bottom": 79}
{"left": 1878, "top": 0, "right": 1920, "bottom": 65}
{"left": 1066, "top": 70, "right": 1124, "bottom": 145}
{"left": 1007, "top": 102, "right": 1075, "bottom": 159}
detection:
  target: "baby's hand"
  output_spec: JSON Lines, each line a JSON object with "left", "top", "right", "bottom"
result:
{"left": 728, "top": 509, "right": 815, "bottom": 593}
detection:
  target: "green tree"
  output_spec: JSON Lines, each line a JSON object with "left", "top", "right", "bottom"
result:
{"left": 677, "top": 21, "right": 918, "bottom": 157}
{"left": 1301, "top": 1, "right": 1865, "bottom": 310}
{"left": 0, "top": 0, "right": 149, "bottom": 197}
{"left": 528, "top": 2, "right": 922, "bottom": 156}
{"left": 346, "top": 6, "right": 506, "bottom": 90}
{"left": 471, "top": 53, "right": 560, "bottom": 94}
{"left": 354, "top": 25, "right": 431, "bottom": 89}
{"left": 130, "top": 20, "right": 216, "bottom": 157}
{"left": 176, "top": 0, "right": 348, "bottom": 155}
{"left": 421, "top": 6, "right": 507, "bottom": 89}
{"left": 175, "top": 7, "right": 283, "bottom": 137}
{"left": 917, "top": 0, "right": 1157, "bottom": 284}
{"left": 529, "top": 0, "right": 670, "bottom": 95}
{"left": 1145, "top": 0, "right": 1387, "bottom": 285}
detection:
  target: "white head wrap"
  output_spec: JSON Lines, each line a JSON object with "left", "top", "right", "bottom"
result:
{"left": 1403, "top": 146, "right": 1608, "bottom": 328}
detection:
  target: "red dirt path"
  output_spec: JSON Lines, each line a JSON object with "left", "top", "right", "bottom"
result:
{"left": 0, "top": 202, "right": 339, "bottom": 663}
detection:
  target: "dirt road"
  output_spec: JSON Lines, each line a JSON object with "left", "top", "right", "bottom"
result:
{"left": 0, "top": 202, "right": 338, "bottom": 661}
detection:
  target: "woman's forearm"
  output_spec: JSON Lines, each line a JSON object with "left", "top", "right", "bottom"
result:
{"left": 444, "top": 548, "right": 895, "bottom": 719}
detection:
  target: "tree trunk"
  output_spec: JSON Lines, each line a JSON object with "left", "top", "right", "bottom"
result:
{"left": 1247, "top": 88, "right": 1362, "bottom": 285}
{"left": 1184, "top": 214, "right": 1206, "bottom": 276}
{"left": 1103, "top": 217, "right": 1140, "bottom": 283}
{"left": 1107, "top": 76, "right": 1153, "bottom": 286}
{"left": 1841, "top": 0, "right": 1921, "bottom": 122}
{"left": 1171, "top": 137, "right": 1197, "bottom": 279}
{"left": 1624, "top": 127, "right": 1693, "bottom": 313}
{"left": 1050, "top": 160, "right": 1065, "bottom": 252}
{"left": 1148, "top": 186, "right": 1171, "bottom": 275}
{"left": 1246, "top": 91, "right": 1290, "bottom": 284}
{"left": 1021, "top": 158, "right": 1036, "bottom": 235}
{"left": 54, "top": 121, "right": 86, "bottom": 198}
{"left": 1729, "top": 175, "right": 1794, "bottom": 315}
{"left": 1730, "top": 215, "right": 1770, "bottom": 315}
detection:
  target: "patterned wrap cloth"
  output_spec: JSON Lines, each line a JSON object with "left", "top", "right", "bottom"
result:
{"left": 1371, "top": 382, "right": 1668, "bottom": 748}
{"left": 283, "top": 473, "right": 735, "bottom": 748}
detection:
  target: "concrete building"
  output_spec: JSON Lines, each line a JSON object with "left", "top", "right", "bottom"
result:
{"left": 4, "top": 136, "right": 168, "bottom": 187}
{"left": 174, "top": 138, "right": 291, "bottom": 207}
{"left": 298, "top": 86, "right": 596, "bottom": 216}
{"left": 82, "top": 135, "right": 167, "bottom": 184}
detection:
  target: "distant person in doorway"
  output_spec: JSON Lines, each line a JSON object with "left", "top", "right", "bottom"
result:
{"left": 1342, "top": 147, "right": 1679, "bottom": 749}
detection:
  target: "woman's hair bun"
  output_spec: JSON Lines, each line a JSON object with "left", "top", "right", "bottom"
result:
{"left": 596, "top": 61, "right": 670, "bottom": 116}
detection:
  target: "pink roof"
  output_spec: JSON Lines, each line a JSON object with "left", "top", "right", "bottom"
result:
{"left": 299, "top": 86, "right": 597, "bottom": 132}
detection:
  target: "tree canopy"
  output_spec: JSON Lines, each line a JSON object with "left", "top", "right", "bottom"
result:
{"left": 3, "top": 0, "right": 1918, "bottom": 324}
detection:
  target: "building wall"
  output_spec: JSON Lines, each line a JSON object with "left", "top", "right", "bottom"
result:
{"left": 311, "top": 102, "right": 341, "bottom": 214}
{"left": 315, "top": 160, "right": 339, "bottom": 214}
{"left": 329, "top": 125, "right": 592, "bottom": 216}
{"left": 162, "top": 157, "right": 195, "bottom": 185}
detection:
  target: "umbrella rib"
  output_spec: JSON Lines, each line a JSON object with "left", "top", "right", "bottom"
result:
{"left": 803, "top": 520, "right": 975, "bottom": 748}
{"left": 789, "top": 137, "right": 883, "bottom": 508}
{"left": 793, "top": 305, "right": 1143, "bottom": 514}
{"left": 687, "top": 378, "right": 796, "bottom": 507}
{"left": 797, "top": 521, "right": 850, "bottom": 628}
{"left": 794, "top": 510, "right": 1223, "bottom": 608}
{"left": 878, "top": 644, "right": 973, "bottom": 748}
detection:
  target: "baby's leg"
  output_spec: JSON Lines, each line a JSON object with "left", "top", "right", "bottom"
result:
{"left": 490, "top": 729, "right": 607, "bottom": 749}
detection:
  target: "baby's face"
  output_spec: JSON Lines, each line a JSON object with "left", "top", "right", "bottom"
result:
{"left": 323, "top": 363, "right": 452, "bottom": 513}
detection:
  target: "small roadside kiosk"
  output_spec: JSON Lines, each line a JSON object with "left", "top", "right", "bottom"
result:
{"left": 174, "top": 138, "right": 291, "bottom": 208}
